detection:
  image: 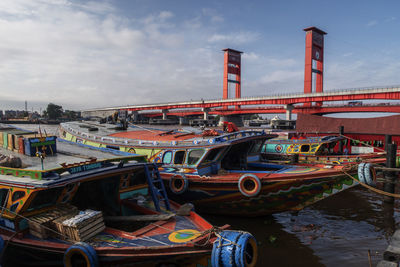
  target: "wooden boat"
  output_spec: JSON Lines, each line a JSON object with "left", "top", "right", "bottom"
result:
{"left": 262, "top": 135, "right": 386, "bottom": 165}
{"left": 59, "top": 121, "right": 368, "bottom": 217}
{"left": 0, "top": 135, "right": 257, "bottom": 267}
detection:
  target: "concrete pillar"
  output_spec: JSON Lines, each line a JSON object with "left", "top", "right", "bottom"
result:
{"left": 202, "top": 108, "right": 210, "bottom": 120}
{"left": 131, "top": 111, "right": 139, "bottom": 123}
{"left": 285, "top": 104, "right": 294, "bottom": 120}
{"left": 179, "top": 117, "right": 188, "bottom": 125}
{"left": 162, "top": 109, "right": 168, "bottom": 120}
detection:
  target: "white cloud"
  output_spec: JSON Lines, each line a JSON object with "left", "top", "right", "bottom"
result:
{"left": 202, "top": 8, "right": 224, "bottom": 23}
{"left": 208, "top": 32, "right": 260, "bottom": 44}
{"left": 367, "top": 20, "right": 378, "bottom": 27}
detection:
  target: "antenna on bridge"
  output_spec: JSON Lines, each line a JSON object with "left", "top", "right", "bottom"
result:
{"left": 303, "top": 27, "right": 327, "bottom": 106}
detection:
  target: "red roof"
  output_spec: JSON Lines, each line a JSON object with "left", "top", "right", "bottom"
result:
{"left": 296, "top": 114, "right": 400, "bottom": 135}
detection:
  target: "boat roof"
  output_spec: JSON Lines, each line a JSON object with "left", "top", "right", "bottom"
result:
{"left": 61, "top": 121, "right": 277, "bottom": 147}
{"left": 0, "top": 139, "right": 147, "bottom": 188}
{"left": 267, "top": 135, "right": 344, "bottom": 144}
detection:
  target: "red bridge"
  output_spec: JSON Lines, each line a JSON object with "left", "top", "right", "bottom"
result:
{"left": 83, "top": 27, "right": 400, "bottom": 121}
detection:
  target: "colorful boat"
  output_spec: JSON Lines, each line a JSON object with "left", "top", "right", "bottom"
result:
{"left": 262, "top": 135, "right": 386, "bottom": 165}
{"left": 59, "top": 121, "right": 365, "bottom": 216}
{"left": 0, "top": 136, "right": 257, "bottom": 267}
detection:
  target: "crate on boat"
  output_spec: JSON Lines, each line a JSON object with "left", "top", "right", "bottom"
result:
{"left": 2, "top": 132, "right": 7, "bottom": 149}
{"left": 7, "top": 133, "right": 13, "bottom": 150}
{"left": 18, "top": 137, "right": 24, "bottom": 154}
{"left": 24, "top": 136, "right": 57, "bottom": 156}
{"left": 28, "top": 205, "right": 78, "bottom": 239}
{"left": 52, "top": 210, "right": 105, "bottom": 242}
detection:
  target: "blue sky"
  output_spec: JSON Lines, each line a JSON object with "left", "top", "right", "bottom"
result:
{"left": 1, "top": 0, "right": 400, "bottom": 111}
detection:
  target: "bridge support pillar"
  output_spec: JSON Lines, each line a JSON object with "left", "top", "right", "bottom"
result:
{"left": 285, "top": 104, "right": 294, "bottom": 120}
{"left": 179, "top": 117, "right": 188, "bottom": 125}
{"left": 202, "top": 108, "right": 210, "bottom": 120}
{"left": 162, "top": 109, "right": 168, "bottom": 120}
{"left": 131, "top": 111, "right": 139, "bottom": 123}
{"left": 303, "top": 27, "right": 326, "bottom": 107}
{"left": 218, "top": 115, "right": 243, "bottom": 127}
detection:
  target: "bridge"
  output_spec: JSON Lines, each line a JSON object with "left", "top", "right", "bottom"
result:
{"left": 82, "top": 27, "right": 400, "bottom": 122}
{"left": 83, "top": 86, "right": 400, "bottom": 120}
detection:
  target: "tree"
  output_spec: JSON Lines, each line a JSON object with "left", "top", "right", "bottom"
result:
{"left": 46, "top": 103, "right": 63, "bottom": 120}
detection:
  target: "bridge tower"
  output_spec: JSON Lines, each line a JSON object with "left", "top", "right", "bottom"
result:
{"left": 303, "top": 27, "right": 327, "bottom": 106}
{"left": 223, "top": 48, "right": 243, "bottom": 100}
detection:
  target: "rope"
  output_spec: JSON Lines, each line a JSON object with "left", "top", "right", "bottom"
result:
{"left": 342, "top": 170, "right": 400, "bottom": 198}
{"left": 338, "top": 134, "right": 386, "bottom": 152}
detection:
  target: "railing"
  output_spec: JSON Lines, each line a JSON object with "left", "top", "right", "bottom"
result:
{"left": 61, "top": 123, "right": 266, "bottom": 147}
{"left": 83, "top": 85, "right": 400, "bottom": 112}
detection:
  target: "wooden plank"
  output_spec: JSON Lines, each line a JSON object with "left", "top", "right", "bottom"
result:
{"left": 77, "top": 218, "right": 103, "bottom": 233}
{"left": 73, "top": 213, "right": 103, "bottom": 229}
{"left": 78, "top": 223, "right": 105, "bottom": 242}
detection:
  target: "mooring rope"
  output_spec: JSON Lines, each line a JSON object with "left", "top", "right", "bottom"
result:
{"left": 342, "top": 169, "right": 400, "bottom": 198}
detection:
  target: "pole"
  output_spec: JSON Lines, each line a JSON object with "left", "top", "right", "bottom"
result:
{"left": 384, "top": 143, "right": 397, "bottom": 203}
{"left": 385, "top": 134, "right": 392, "bottom": 151}
{"left": 339, "top": 126, "right": 344, "bottom": 154}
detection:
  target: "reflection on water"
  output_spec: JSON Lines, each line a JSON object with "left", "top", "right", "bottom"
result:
{"left": 206, "top": 187, "right": 393, "bottom": 267}
{"left": 8, "top": 124, "right": 398, "bottom": 266}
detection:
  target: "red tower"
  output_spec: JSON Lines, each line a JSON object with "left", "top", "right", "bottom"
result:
{"left": 303, "top": 27, "right": 326, "bottom": 106}
{"left": 223, "top": 48, "right": 243, "bottom": 100}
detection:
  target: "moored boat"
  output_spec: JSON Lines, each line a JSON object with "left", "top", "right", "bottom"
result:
{"left": 262, "top": 135, "right": 386, "bottom": 165}
{"left": 59, "top": 121, "right": 369, "bottom": 217}
{"left": 0, "top": 134, "right": 257, "bottom": 267}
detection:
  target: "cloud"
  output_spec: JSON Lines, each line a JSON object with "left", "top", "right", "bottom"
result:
{"left": 202, "top": 8, "right": 224, "bottom": 23}
{"left": 208, "top": 32, "right": 260, "bottom": 44}
{"left": 366, "top": 20, "right": 378, "bottom": 27}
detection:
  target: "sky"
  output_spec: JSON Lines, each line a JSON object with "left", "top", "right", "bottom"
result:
{"left": 1, "top": 0, "right": 400, "bottom": 112}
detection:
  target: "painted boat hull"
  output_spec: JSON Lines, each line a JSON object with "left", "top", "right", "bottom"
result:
{"left": 163, "top": 173, "right": 358, "bottom": 216}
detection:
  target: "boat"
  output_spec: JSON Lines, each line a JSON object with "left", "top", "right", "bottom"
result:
{"left": 0, "top": 129, "right": 257, "bottom": 267}
{"left": 262, "top": 135, "right": 386, "bottom": 165}
{"left": 59, "top": 121, "right": 368, "bottom": 216}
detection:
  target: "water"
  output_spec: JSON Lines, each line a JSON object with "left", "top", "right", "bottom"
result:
{"left": 205, "top": 186, "right": 395, "bottom": 266}
{"left": 8, "top": 124, "right": 397, "bottom": 266}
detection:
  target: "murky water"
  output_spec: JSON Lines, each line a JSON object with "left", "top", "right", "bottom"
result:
{"left": 8, "top": 124, "right": 397, "bottom": 266}
{"left": 206, "top": 186, "right": 394, "bottom": 266}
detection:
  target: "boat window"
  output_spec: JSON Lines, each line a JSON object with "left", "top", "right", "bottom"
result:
{"left": 162, "top": 151, "right": 173, "bottom": 164}
{"left": 0, "top": 189, "right": 9, "bottom": 208}
{"left": 202, "top": 147, "right": 224, "bottom": 164}
{"left": 27, "top": 187, "right": 63, "bottom": 211}
{"left": 174, "top": 151, "right": 186, "bottom": 165}
{"left": 187, "top": 149, "right": 205, "bottom": 165}
{"left": 250, "top": 140, "right": 265, "bottom": 153}
{"left": 300, "top": 145, "right": 310, "bottom": 152}
{"left": 12, "top": 191, "right": 25, "bottom": 202}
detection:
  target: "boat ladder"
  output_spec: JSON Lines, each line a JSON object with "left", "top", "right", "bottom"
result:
{"left": 144, "top": 163, "right": 171, "bottom": 212}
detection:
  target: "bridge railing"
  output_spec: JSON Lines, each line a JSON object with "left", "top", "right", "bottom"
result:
{"left": 83, "top": 85, "right": 400, "bottom": 112}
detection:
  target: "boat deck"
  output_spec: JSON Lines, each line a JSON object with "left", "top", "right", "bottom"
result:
{"left": 0, "top": 139, "right": 145, "bottom": 187}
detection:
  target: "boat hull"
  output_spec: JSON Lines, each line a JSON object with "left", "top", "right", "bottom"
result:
{"left": 164, "top": 173, "right": 358, "bottom": 216}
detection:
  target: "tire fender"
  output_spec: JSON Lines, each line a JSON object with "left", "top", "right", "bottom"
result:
{"left": 169, "top": 174, "right": 189, "bottom": 195}
{"left": 211, "top": 231, "right": 258, "bottom": 267}
{"left": 64, "top": 242, "right": 98, "bottom": 267}
{"left": 357, "top": 163, "right": 366, "bottom": 184}
{"left": 363, "top": 163, "right": 376, "bottom": 186}
{"left": 238, "top": 174, "right": 261, "bottom": 197}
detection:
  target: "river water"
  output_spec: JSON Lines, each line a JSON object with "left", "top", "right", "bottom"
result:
{"left": 9, "top": 124, "right": 397, "bottom": 266}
